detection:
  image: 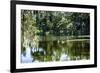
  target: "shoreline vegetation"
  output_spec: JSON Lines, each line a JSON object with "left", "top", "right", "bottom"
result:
{"left": 38, "top": 35, "right": 90, "bottom": 41}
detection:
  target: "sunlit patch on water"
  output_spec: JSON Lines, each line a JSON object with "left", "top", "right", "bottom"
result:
{"left": 21, "top": 47, "right": 33, "bottom": 63}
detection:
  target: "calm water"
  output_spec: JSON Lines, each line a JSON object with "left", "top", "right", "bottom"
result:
{"left": 21, "top": 39, "right": 90, "bottom": 63}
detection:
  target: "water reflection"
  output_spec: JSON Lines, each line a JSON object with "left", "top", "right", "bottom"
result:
{"left": 21, "top": 39, "right": 90, "bottom": 63}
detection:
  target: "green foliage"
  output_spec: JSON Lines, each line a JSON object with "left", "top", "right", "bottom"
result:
{"left": 21, "top": 10, "right": 90, "bottom": 61}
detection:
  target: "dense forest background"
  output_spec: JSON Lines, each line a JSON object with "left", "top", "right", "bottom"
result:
{"left": 21, "top": 10, "right": 90, "bottom": 38}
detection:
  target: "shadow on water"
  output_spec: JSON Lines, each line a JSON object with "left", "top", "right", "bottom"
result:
{"left": 21, "top": 36, "right": 90, "bottom": 63}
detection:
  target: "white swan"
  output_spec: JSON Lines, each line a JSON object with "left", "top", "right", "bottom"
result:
{"left": 60, "top": 53, "right": 70, "bottom": 61}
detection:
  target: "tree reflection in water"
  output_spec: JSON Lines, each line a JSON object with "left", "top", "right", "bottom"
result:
{"left": 21, "top": 38, "right": 90, "bottom": 63}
